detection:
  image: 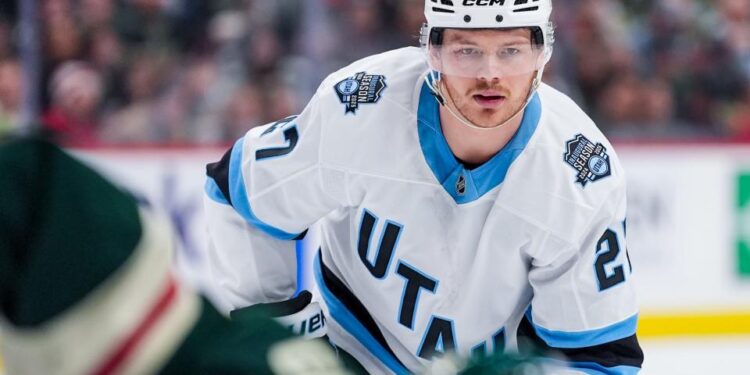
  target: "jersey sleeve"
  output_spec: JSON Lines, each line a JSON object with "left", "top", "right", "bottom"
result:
{"left": 521, "top": 182, "right": 644, "bottom": 374}
{"left": 202, "top": 81, "right": 348, "bottom": 312}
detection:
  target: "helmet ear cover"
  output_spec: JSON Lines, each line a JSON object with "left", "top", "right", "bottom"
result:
{"left": 428, "top": 26, "right": 545, "bottom": 47}
{"left": 430, "top": 28, "right": 444, "bottom": 46}
{"left": 531, "top": 26, "right": 544, "bottom": 47}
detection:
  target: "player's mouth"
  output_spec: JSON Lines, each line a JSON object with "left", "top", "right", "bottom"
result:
{"left": 472, "top": 91, "right": 506, "bottom": 108}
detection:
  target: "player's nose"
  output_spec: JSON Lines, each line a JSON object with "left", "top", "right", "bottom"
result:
{"left": 476, "top": 55, "right": 506, "bottom": 81}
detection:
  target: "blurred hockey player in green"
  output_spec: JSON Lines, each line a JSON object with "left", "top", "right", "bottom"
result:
{"left": 0, "top": 137, "right": 355, "bottom": 375}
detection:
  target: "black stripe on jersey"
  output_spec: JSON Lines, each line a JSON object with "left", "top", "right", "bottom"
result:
{"left": 206, "top": 146, "right": 233, "bottom": 205}
{"left": 230, "top": 291, "right": 313, "bottom": 319}
{"left": 319, "top": 254, "right": 406, "bottom": 368}
{"left": 294, "top": 229, "right": 308, "bottom": 241}
{"left": 517, "top": 314, "right": 644, "bottom": 368}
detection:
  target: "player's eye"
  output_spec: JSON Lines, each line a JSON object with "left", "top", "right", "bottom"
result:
{"left": 454, "top": 47, "right": 482, "bottom": 57}
{"left": 499, "top": 47, "right": 521, "bottom": 57}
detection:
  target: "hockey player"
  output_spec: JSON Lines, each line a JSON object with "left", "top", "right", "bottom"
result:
{"left": 204, "top": 1, "right": 644, "bottom": 374}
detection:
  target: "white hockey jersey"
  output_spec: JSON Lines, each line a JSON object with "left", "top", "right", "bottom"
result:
{"left": 204, "top": 47, "right": 642, "bottom": 375}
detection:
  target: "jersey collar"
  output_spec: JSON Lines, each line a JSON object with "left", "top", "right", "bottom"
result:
{"left": 416, "top": 79, "right": 542, "bottom": 204}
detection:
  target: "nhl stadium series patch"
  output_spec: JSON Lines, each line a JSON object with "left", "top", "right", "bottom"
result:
{"left": 334, "top": 72, "right": 387, "bottom": 114}
{"left": 564, "top": 134, "right": 611, "bottom": 187}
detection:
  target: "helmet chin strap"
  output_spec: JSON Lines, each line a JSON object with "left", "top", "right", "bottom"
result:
{"left": 426, "top": 69, "right": 542, "bottom": 132}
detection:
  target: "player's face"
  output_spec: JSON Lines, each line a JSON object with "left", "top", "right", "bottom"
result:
{"left": 431, "top": 28, "right": 540, "bottom": 128}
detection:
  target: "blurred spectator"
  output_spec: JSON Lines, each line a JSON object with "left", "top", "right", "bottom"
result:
{"left": 42, "top": 0, "right": 84, "bottom": 65}
{"left": 0, "top": 0, "right": 748, "bottom": 144}
{"left": 726, "top": 87, "right": 750, "bottom": 139}
{"left": 41, "top": 61, "right": 103, "bottom": 146}
{"left": 266, "top": 82, "right": 300, "bottom": 122}
{"left": 716, "top": 0, "right": 750, "bottom": 79}
{"left": 99, "top": 52, "right": 169, "bottom": 143}
{"left": 0, "top": 58, "right": 20, "bottom": 135}
{"left": 329, "top": 0, "right": 398, "bottom": 62}
{"left": 78, "top": 0, "right": 114, "bottom": 30}
{"left": 114, "top": 0, "right": 213, "bottom": 53}
{"left": 162, "top": 55, "right": 224, "bottom": 143}
{"left": 223, "top": 83, "right": 265, "bottom": 140}
{"left": 598, "top": 73, "right": 643, "bottom": 128}
{"left": 89, "top": 27, "right": 123, "bottom": 71}
{"left": 556, "top": 0, "right": 634, "bottom": 120}
{"left": 642, "top": 79, "right": 676, "bottom": 127}
{"left": 0, "top": 18, "right": 13, "bottom": 60}
{"left": 87, "top": 26, "right": 127, "bottom": 108}
{"left": 392, "top": 0, "right": 426, "bottom": 47}
{"left": 246, "top": 25, "right": 284, "bottom": 77}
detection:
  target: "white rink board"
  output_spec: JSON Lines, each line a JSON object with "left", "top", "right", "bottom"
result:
{"left": 640, "top": 336, "right": 750, "bottom": 375}
{"left": 69, "top": 144, "right": 750, "bottom": 314}
{"left": 618, "top": 144, "right": 750, "bottom": 313}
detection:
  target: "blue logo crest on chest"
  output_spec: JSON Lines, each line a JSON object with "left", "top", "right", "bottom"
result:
{"left": 564, "top": 134, "right": 611, "bottom": 187}
{"left": 334, "top": 72, "right": 387, "bottom": 114}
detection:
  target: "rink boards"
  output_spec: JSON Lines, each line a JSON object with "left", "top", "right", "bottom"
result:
{"left": 72, "top": 144, "right": 750, "bottom": 337}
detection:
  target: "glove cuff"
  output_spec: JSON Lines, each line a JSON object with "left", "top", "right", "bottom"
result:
{"left": 230, "top": 291, "right": 326, "bottom": 339}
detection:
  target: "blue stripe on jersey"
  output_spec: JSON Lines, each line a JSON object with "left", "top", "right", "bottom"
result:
{"left": 526, "top": 309, "right": 639, "bottom": 349}
{"left": 204, "top": 177, "right": 230, "bottom": 205}
{"left": 294, "top": 240, "right": 307, "bottom": 296}
{"left": 543, "top": 359, "right": 641, "bottom": 375}
{"left": 228, "top": 137, "right": 301, "bottom": 241}
{"left": 416, "top": 80, "right": 542, "bottom": 204}
{"left": 571, "top": 362, "right": 641, "bottom": 375}
{"left": 314, "top": 253, "right": 410, "bottom": 375}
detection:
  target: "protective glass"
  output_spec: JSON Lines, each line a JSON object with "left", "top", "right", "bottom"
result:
{"left": 429, "top": 40, "right": 545, "bottom": 79}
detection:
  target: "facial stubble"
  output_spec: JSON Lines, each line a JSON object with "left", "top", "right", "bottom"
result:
{"left": 442, "top": 75, "right": 534, "bottom": 129}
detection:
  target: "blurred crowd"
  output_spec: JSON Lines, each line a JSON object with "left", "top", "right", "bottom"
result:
{"left": 0, "top": 0, "right": 748, "bottom": 146}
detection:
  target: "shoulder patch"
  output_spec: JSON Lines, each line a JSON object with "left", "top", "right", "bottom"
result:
{"left": 334, "top": 72, "right": 387, "bottom": 114}
{"left": 563, "top": 134, "right": 611, "bottom": 187}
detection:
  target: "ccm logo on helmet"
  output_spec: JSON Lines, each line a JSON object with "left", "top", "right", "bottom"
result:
{"left": 462, "top": 0, "right": 505, "bottom": 5}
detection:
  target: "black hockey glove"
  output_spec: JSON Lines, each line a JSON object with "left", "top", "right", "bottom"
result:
{"left": 230, "top": 290, "right": 327, "bottom": 339}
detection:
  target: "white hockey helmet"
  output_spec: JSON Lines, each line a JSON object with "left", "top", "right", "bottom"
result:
{"left": 422, "top": 0, "right": 554, "bottom": 59}
{"left": 421, "top": 0, "right": 555, "bottom": 77}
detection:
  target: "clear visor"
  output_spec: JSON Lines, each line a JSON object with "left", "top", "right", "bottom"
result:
{"left": 429, "top": 40, "right": 545, "bottom": 79}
